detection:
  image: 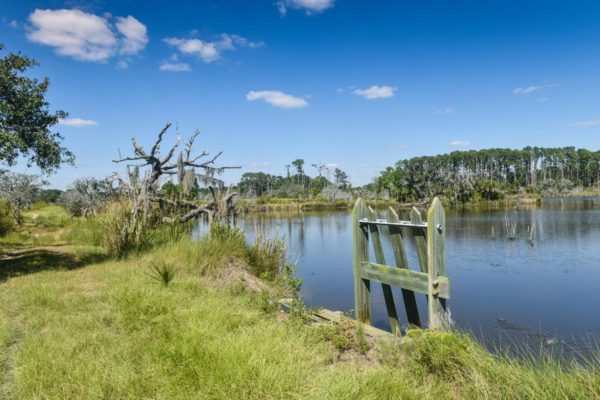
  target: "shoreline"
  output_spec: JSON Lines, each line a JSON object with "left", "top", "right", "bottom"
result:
{"left": 235, "top": 191, "right": 600, "bottom": 214}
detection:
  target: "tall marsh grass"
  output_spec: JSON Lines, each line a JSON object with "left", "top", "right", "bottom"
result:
{"left": 66, "top": 202, "right": 192, "bottom": 257}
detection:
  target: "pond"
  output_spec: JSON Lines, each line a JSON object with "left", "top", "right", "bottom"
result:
{"left": 235, "top": 198, "right": 600, "bottom": 353}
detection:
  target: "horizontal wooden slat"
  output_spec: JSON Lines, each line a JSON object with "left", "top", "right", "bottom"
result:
{"left": 361, "top": 261, "right": 450, "bottom": 299}
{"left": 358, "top": 218, "right": 427, "bottom": 229}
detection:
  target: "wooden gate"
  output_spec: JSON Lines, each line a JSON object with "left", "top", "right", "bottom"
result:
{"left": 352, "top": 197, "right": 450, "bottom": 334}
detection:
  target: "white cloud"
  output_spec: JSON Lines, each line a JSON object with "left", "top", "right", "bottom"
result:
{"left": 386, "top": 144, "right": 409, "bottom": 152}
{"left": 450, "top": 140, "right": 471, "bottom": 147}
{"left": 512, "top": 83, "right": 557, "bottom": 95}
{"left": 116, "top": 60, "right": 128, "bottom": 69}
{"left": 219, "top": 33, "right": 264, "bottom": 49}
{"left": 246, "top": 90, "right": 308, "bottom": 109}
{"left": 9, "top": 20, "right": 19, "bottom": 29}
{"left": 159, "top": 62, "right": 191, "bottom": 72}
{"left": 59, "top": 117, "right": 98, "bottom": 127}
{"left": 26, "top": 9, "right": 147, "bottom": 62}
{"left": 276, "top": 0, "right": 335, "bottom": 16}
{"left": 164, "top": 33, "right": 263, "bottom": 63}
{"left": 434, "top": 107, "right": 456, "bottom": 115}
{"left": 353, "top": 85, "right": 396, "bottom": 100}
{"left": 325, "top": 163, "right": 338, "bottom": 169}
{"left": 115, "top": 16, "right": 148, "bottom": 55}
{"left": 536, "top": 97, "right": 549, "bottom": 102}
{"left": 569, "top": 119, "right": 600, "bottom": 128}
{"left": 164, "top": 38, "right": 219, "bottom": 62}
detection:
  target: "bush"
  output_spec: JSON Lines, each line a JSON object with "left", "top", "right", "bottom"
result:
{"left": 0, "top": 198, "right": 14, "bottom": 236}
{"left": 478, "top": 181, "right": 504, "bottom": 200}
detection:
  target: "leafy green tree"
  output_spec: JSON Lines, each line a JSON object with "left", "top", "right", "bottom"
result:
{"left": 0, "top": 198, "right": 13, "bottom": 236}
{"left": 291, "top": 159, "right": 304, "bottom": 176}
{"left": 334, "top": 168, "right": 350, "bottom": 189}
{"left": 0, "top": 44, "right": 73, "bottom": 173}
{"left": 39, "top": 189, "right": 62, "bottom": 203}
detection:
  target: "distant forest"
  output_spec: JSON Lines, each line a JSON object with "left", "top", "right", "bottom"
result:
{"left": 374, "top": 147, "right": 600, "bottom": 202}
{"left": 235, "top": 159, "right": 350, "bottom": 198}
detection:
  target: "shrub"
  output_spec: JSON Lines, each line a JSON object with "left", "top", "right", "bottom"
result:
{"left": 0, "top": 198, "right": 14, "bottom": 237}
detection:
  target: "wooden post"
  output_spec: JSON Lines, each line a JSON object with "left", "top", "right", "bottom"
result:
{"left": 352, "top": 199, "right": 371, "bottom": 324}
{"left": 388, "top": 207, "right": 421, "bottom": 327}
{"left": 427, "top": 197, "right": 447, "bottom": 330}
{"left": 368, "top": 206, "right": 400, "bottom": 335}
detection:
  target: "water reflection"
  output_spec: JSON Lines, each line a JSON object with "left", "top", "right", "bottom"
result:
{"left": 205, "top": 198, "right": 600, "bottom": 353}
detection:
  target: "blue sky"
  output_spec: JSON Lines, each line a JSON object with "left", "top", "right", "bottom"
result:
{"left": 2, "top": 0, "right": 600, "bottom": 188}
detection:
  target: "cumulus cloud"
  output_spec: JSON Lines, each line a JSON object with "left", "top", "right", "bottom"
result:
{"left": 569, "top": 119, "right": 600, "bottom": 128}
{"left": 115, "top": 16, "right": 148, "bottom": 55}
{"left": 450, "top": 140, "right": 471, "bottom": 147}
{"left": 513, "top": 83, "right": 557, "bottom": 95}
{"left": 277, "top": 0, "right": 335, "bottom": 16}
{"left": 246, "top": 90, "right": 308, "bottom": 109}
{"left": 159, "top": 62, "right": 191, "bottom": 72}
{"left": 164, "top": 33, "right": 264, "bottom": 63}
{"left": 353, "top": 85, "right": 396, "bottom": 100}
{"left": 26, "top": 9, "right": 147, "bottom": 62}
{"left": 434, "top": 107, "right": 456, "bottom": 115}
{"left": 59, "top": 117, "right": 98, "bottom": 127}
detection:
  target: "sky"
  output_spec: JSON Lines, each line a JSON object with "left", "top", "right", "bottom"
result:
{"left": 2, "top": 0, "right": 600, "bottom": 188}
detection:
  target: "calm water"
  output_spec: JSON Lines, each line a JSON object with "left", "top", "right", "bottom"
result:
{"left": 234, "top": 198, "right": 600, "bottom": 351}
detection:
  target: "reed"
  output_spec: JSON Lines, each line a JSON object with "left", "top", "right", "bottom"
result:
{"left": 504, "top": 213, "right": 517, "bottom": 240}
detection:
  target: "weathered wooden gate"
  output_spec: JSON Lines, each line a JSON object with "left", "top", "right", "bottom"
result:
{"left": 352, "top": 197, "right": 450, "bottom": 334}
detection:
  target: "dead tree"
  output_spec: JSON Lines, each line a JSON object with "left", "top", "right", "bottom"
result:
{"left": 113, "top": 123, "right": 240, "bottom": 225}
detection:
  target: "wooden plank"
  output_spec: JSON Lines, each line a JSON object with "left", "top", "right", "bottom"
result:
{"left": 368, "top": 206, "right": 400, "bottom": 335}
{"left": 388, "top": 207, "right": 421, "bottom": 327}
{"left": 409, "top": 207, "right": 428, "bottom": 274}
{"left": 361, "top": 261, "right": 450, "bottom": 299}
{"left": 427, "top": 197, "right": 447, "bottom": 330}
{"left": 275, "top": 300, "right": 392, "bottom": 338}
{"left": 359, "top": 219, "right": 427, "bottom": 228}
{"left": 314, "top": 308, "right": 392, "bottom": 338}
{"left": 352, "top": 198, "right": 371, "bottom": 324}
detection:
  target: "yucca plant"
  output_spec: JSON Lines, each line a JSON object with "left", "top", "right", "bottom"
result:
{"left": 145, "top": 261, "right": 177, "bottom": 287}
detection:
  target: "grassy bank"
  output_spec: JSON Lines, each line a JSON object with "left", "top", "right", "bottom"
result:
{"left": 0, "top": 205, "right": 599, "bottom": 399}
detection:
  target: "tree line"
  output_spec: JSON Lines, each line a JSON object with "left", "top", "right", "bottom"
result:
{"left": 375, "top": 147, "right": 600, "bottom": 203}
{"left": 237, "top": 159, "right": 350, "bottom": 198}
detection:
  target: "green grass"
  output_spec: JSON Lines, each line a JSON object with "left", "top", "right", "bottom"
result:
{"left": 0, "top": 205, "right": 599, "bottom": 399}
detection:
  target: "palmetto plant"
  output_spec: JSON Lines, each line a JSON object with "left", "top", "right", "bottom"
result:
{"left": 145, "top": 261, "right": 177, "bottom": 287}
